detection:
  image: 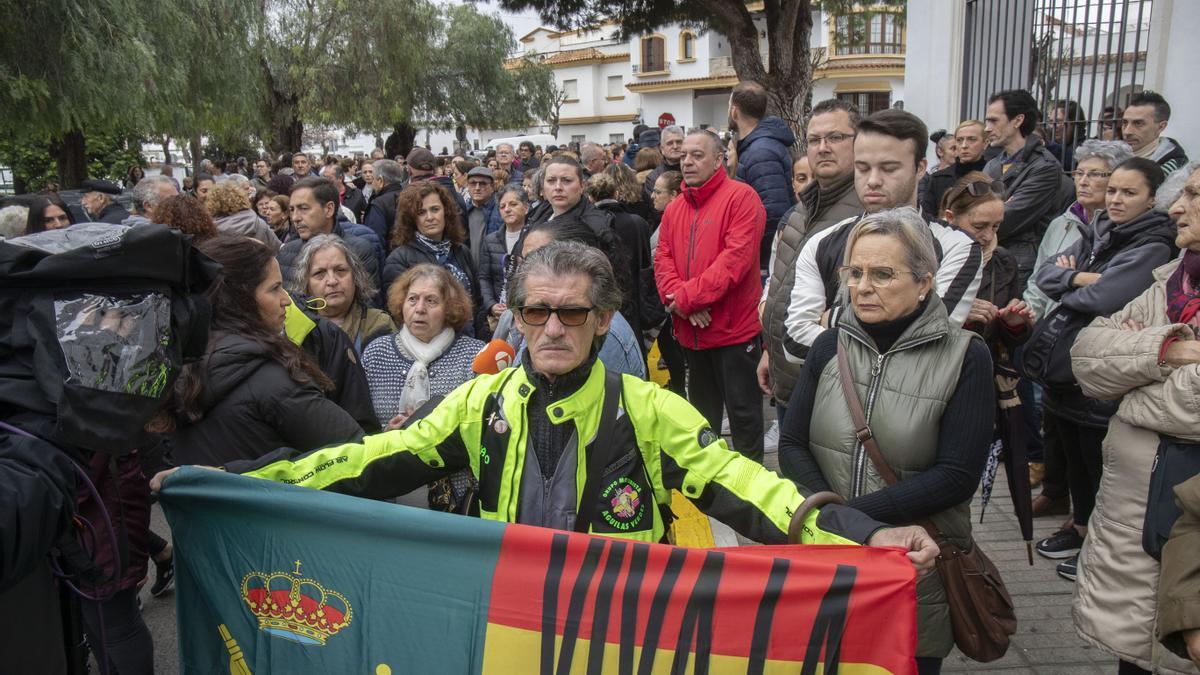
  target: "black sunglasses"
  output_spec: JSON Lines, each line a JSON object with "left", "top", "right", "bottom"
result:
{"left": 514, "top": 305, "right": 594, "bottom": 327}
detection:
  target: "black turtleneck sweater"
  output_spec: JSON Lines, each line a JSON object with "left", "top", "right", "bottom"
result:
{"left": 522, "top": 352, "right": 597, "bottom": 479}
{"left": 777, "top": 307, "right": 995, "bottom": 525}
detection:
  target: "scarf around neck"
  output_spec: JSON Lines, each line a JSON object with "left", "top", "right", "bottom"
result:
{"left": 415, "top": 232, "right": 452, "bottom": 258}
{"left": 393, "top": 325, "right": 455, "bottom": 415}
{"left": 1167, "top": 250, "right": 1200, "bottom": 330}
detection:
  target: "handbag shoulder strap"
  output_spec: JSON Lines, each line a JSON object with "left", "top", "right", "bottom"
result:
{"left": 836, "top": 341, "right": 899, "bottom": 486}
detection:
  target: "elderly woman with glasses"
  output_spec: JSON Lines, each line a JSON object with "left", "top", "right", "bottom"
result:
{"left": 779, "top": 207, "right": 995, "bottom": 672}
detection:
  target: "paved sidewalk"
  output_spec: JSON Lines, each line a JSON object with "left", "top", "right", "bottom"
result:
{"left": 941, "top": 470, "right": 1116, "bottom": 674}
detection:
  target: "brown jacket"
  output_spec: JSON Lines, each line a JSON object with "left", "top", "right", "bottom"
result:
{"left": 1160, "top": 473, "right": 1200, "bottom": 663}
{"left": 1070, "top": 258, "right": 1200, "bottom": 673}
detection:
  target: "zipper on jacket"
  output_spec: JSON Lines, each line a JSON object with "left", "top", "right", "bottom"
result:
{"left": 844, "top": 331, "right": 944, "bottom": 498}
{"left": 687, "top": 212, "right": 703, "bottom": 349}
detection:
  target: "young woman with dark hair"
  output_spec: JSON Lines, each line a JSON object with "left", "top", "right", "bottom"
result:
{"left": 166, "top": 235, "right": 363, "bottom": 466}
{"left": 25, "top": 192, "right": 75, "bottom": 233}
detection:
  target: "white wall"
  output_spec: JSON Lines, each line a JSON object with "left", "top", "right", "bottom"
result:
{"left": 1146, "top": 0, "right": 1200, "bottom": 159}
{"left": 903, "top": 0, "right": 966, "bottom": 152}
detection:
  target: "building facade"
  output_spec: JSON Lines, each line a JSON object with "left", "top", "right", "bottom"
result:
{"left": 488, "top": 3, "right": 907, "bottom": 147}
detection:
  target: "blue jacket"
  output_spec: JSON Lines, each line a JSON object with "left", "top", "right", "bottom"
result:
{"left": 735, "top": 116, "right": 796, "bottom": 235}
{"left": 338, "top": 215, "right": 386, "bottom": 279}
{"left": 463, "top": 196, "right": 504, "bottom": 237}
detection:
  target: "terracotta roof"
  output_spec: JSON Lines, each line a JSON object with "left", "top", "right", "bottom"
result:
{"left": 1067, "top": 50, "right": 1147, "bottom": 67}
{"left": 541, "top": 48, "right": 629, "bottom": 65}
{"left": 626, "top": 74, "right": 739, "bottom": 93}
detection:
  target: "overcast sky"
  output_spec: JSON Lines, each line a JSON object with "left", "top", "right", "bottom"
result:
{"left": 468, "top": 1, "right": 546, "bottom": 46}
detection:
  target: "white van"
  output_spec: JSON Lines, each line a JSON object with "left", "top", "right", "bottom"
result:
{"left": 481, "top": 134, "right": 558, "bottom": 155}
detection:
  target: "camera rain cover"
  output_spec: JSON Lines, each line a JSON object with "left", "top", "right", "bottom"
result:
{"left": 0, "top": 223, "right": 220, "bottom": 453}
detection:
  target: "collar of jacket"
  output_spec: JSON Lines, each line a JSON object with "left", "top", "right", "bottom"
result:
{"left": 1090, "top": 208, "right": 1176, "bottom": 254}
{"left": 838, "top": 293, "right": 951, "bottom": 356}
{"left": 682, "top": 168, "right": 728, "bottom": 208}
{"left": 1009, "top": 133, "right": 1047, "bottom": 165}
{"left": 802, "top": 170, "right": 855, "bottom": 217}
{"left": 283, "top": 299, "right": 317, "bottom": 346}
{"left": 951, "top": 157, "right": 988, "bottom": 176}
{"left": 518, "top": 350, "right": 603, "bottom": 416}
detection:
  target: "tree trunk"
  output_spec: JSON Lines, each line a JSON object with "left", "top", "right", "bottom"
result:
{"left": 384, "top": 123, "right": 416, "bottom": 161}
{"left": 190, "top": 134, "right": 203, "bottom": 177}
{"left": 51, "top": 129, "right": 87, "bottom": 189}
{"left": 700, "top": 0, "right": 814, "bottom": 148}
{"left": 161, "top": 135, "right": 173, "bottom": 165}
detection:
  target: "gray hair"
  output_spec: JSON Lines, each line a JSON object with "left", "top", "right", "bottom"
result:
{"left": 131, "top": 175, "right": 178, "bottom": 214}
{"left": 1075, "top": 139, "right": 1133, "bottom": 170}
{"left": 496, "top": 142, "right": 515, "bottom": 153}
{"left": 579, "top": 142, "right": 605, "bottom": 163}
{"left": 497, "top": 184, "right": 529, "bottom": 204}
{"left": 842, "top": 206, "right": 940, "bottom": 296}
{"left": 686, "top": 129, "right": 724, "bottom": 155}
{"left": 225, "top": 173, "right": 251, "bottom": 187}
{"left": 0, "top": 205, "right": 28, "bottom": 238}
{"left": 526, "top": 167, "right": 545, "bottom": 201}
{"left": 288, "top": 234, "right": 378, "bottom": 312}
{"left": 507, "top": 240, "right": 622, "bottom": 314}
{"left": 372, "top": 159, "right": 404, "bottom": 185}
{"left": 661, "top": 125, "right": 685, "bottom": 141}
{"left": 1158, "top": 161, "right": 1200, "bottom": 211}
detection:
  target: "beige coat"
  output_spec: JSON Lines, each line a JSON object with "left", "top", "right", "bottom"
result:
{"left": 1159, "top": 474, "right": 1200, "bottom": 662}
{"left": 1070, "top": 258, "right": 1200, "bottom": 673}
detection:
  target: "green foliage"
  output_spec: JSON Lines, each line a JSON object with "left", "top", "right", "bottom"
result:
{"left": 0, "top": 131, "right": 143, "bottom": 191}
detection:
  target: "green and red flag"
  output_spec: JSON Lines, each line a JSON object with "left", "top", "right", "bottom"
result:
{"left": 161, "top": 467, "right": 918, "bottom": 674}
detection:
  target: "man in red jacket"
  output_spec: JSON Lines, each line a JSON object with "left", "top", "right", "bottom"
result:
{"left": 655, "top": 130, "right": 767, "bottom": 461}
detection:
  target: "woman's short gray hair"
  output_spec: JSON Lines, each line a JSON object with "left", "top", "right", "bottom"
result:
{"left": 508, "top": 240, "right": 622, "bottom": 313}
{"left": 497, "top": 184, "right": 529, "bottom": 205}
{"left": 843, "top": 206, "right": 939, "bottom": 291}
{"left": 1158, "top": 161, "right": 1200, "bottom": 211}
{"left": 1075, "top": 139, "right": 1133, "bottom": 170}
{"left": 288, "top": 234, "right": 378, "bottom": 311}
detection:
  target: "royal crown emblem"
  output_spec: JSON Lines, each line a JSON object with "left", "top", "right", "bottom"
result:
{"left": 241, "top": 560, "right": 352, "bottom": 646}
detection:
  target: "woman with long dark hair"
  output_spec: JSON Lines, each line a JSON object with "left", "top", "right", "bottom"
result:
{"left": 166, "top": 235, "right": 363, "bottom": 466}
{"left": 25, "top": 192, "right": 75, "bottom": 233}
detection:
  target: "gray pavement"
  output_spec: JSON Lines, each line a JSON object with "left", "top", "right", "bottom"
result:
{"left": 136, "top": 422, "right": 1114, "bottom": 673}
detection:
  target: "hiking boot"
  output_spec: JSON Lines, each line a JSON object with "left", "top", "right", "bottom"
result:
{"left": 1032, "top": 493, "right": 1070, "bottom": 517}
{"left": 1056, "top": 555, "right": 1078, "bottom": 582}
{"left": 150, "top": 555, "right": 174, "bottom": 597}
{"left": 1036, "top": 527, "right": 1084, "bottom": 560}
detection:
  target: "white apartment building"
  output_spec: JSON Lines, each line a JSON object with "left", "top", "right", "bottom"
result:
{"left": 486, "top": 2, "right": 907, "bottom": 146}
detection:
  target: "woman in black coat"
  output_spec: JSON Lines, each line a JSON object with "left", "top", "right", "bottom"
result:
{"left": 382, "top": 182, "right": 486, "bottom": 337}
{"left": 167, "top": 235, "right": 363, "bottom": 467}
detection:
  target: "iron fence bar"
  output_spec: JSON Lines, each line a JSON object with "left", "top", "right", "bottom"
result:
{"left": 1100, "top": 0, "right": 1118, "bottom": 117}
{"left": 1112, "top": 0, "right": 1130, "bottom": 111}
{"left": 1076, "top": 0, "right": 1092, "bottom": 140}
{"left": 1130, "top": 0, "right": 1146, "bottom": 102}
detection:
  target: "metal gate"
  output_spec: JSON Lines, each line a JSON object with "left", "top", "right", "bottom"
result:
{"left": 961, "top": 0, "right": 1153, "bottom": 165}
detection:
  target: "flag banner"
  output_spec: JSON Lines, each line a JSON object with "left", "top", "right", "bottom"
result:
{"left": 160, "top": 467, "right": 918, "bottom": 674}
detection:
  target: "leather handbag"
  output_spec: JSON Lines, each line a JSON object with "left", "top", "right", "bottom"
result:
{"left": 836, "top": 343, "right": 1016, "bottom": 662}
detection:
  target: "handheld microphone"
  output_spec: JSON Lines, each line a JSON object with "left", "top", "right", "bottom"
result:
{"left": 472, "top": 339, "right": 516, "bottom": 374}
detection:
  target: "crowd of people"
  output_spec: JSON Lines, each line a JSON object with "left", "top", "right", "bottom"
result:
{"left": 3, "top": 82, "right": 1200, "bottom": 675}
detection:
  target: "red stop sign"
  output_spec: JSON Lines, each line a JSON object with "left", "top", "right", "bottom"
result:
{"left": 658, "top": 113, "right": 676, "bottom": 129}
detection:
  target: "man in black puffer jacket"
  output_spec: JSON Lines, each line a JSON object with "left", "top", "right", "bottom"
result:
{"left": 731, "top": 81, "right": 796, "bottom": 273}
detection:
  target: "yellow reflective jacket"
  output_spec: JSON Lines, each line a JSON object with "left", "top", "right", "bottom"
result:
{"left": 232, "top": 360, "right": 882, "bottom": 546}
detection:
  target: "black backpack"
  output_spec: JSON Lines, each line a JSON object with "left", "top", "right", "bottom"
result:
{"left": 0, "top": 223, "right": 220, "bottom": 454}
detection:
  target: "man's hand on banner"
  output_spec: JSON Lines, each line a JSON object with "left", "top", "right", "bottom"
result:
{"left": 151, "top": 465, "right": 221, "bottom": 492}
{"left": 867, "top": 526, "right": 939, "bottom": 575}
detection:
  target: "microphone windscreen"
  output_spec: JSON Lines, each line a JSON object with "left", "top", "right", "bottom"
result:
{"left": 472, "top": 339, "right": 516, "bottom": 374}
